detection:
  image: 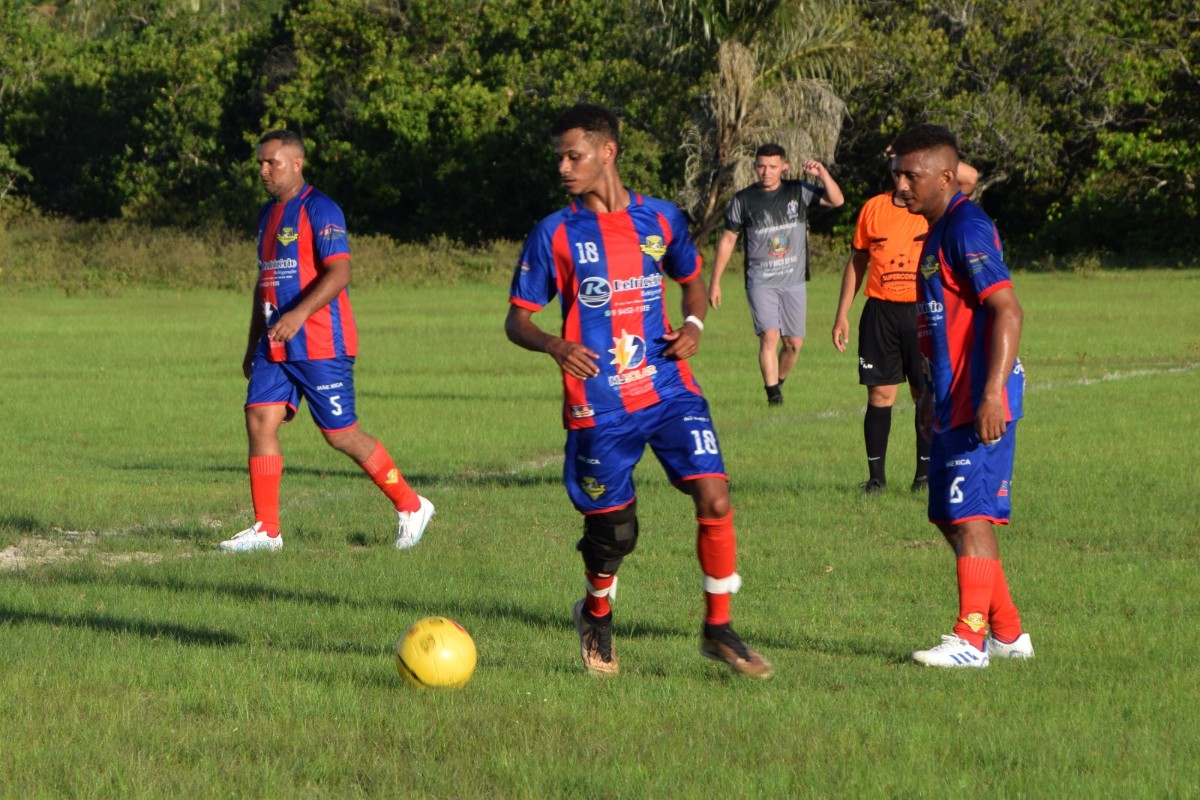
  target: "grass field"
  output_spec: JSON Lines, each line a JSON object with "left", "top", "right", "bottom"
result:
{"left": 1, "top": 268, "right": 1198, "bottom": 798}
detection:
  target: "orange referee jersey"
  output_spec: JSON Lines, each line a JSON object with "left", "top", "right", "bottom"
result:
{"left": 851, "top": 192, "right": 928, "bottom": 303}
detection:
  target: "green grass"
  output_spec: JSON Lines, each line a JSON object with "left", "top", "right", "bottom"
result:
{"left": 1, "top": 269, "right": 1198, "bottom": 798}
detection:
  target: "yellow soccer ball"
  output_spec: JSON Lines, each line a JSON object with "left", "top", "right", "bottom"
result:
{"left": 394, "top": 616, "right": 477, "bottom": 688}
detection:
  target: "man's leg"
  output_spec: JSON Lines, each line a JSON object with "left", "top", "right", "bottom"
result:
{"left": 864, "top": 383, "right": 898, "bottom": 491}
{"left": 910, "top": 384, "right": 931, "bottom": 490}
{"left": 778, "top": 336, "right": 803, "bottom": 383}
{"left": 220, "top": 403, "right": 289, "bottom": 551}
{"left": 246, "top": 404, "right": 288, "bottom": 536}
{"left": 759, "top": 329, "right": 785, "bottom": 405}
{"left": 686, "top": 477, "right": 772, "bottom": 678}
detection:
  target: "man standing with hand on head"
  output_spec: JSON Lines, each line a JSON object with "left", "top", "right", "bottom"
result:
{"left": 708, "top": 144, "right": 843, "bottom": 406}
{"left": 890, "top": 123, "right": 1033, "bottom": 668}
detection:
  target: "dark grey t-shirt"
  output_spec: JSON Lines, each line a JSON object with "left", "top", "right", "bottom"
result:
{"left": 724, "top": 180, "right": 824, "bottom": 289}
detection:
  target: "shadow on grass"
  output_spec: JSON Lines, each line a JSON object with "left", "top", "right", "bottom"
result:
{"left": 0, "top": 514, "right": 45, "bottom": 535}
{"left": 0, "top": 604, "right": 241, "bottom": 647}
{"left": 118, "top": 461, "right": 561, "bottom": 488}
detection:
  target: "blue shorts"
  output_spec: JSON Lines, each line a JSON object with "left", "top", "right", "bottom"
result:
{"left": 928, "top": 421, "right": 1017, "bottom": 526}
{"left": 564, "top": 394, "right": 728, "bottom": 514}
{"left": 246, "top": 353, "right": 358, "bottom": 432}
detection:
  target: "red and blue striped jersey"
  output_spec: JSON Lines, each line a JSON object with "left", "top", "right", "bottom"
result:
{"left": 510, "top": 191, "right": 705, "bottom": 429}
{"left": 917, "top": 194, "right": 1025, "bottom": 433}
{"left": 256, "top": 184, "right": 357, "bottom": 362}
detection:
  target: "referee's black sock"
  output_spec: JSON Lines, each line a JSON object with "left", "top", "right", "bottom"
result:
{"left": 765, "top": 383, "right": 783, "bottom": 405}
{"left": 864, "top": 404, "right": 892, "bottom": 483}
{"left": 914, "top": 412, "right": 931, "bottom": 481}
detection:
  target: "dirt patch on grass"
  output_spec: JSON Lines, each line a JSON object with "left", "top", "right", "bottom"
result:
{"left": 0, "top": 529, "right": 166, "bottom": 572}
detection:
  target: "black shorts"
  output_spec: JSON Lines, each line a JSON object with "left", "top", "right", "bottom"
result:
{"left": 857, "top": 298, "right": 923, "bottom": 387}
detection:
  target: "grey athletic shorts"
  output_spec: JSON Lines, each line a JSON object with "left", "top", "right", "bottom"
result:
{"left": 747, "top": 284, "right": 807, "bottom": 338}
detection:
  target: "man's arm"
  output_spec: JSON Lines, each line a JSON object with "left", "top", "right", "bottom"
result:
{"left": 662, "top": 275, "right": 707, "bottom": 361}
{"left": 267, "top": 257, "right": 352, "bottom": 345}
{"left": 803, "top": 160, "right": 845, "bottom": 208}
{"left": 243, "top": 285, "right": 267, "bottom": 379}
{"left": 957, "top": 162, "right": 979, "bottom": 197}
{"left": 977, "top": 285, "right": 1023, "bottom": 444}
{"left": 504, "top": 304, "right": 600, "bottom": 379}
{"left": 708, "top": 229, "right": 740, "bottom": 309}
{"left": 832, "top": 249, "right": 869, "bottom": 352}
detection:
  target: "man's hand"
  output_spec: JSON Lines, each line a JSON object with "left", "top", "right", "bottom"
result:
{"left": 832, "top": 316, "right": 851, "bottom": 352}
{"left": 708, "top": 282, "right": 722, "bottom": 309}
{"left": 662, "top": 321, "right": 702, "bottom": 361}
{"left": 547, "top": 338, "right": 601, "bottom": 379}
{"left": 975, "top": 395, "right": 1007, "bottom": 446}
{"left": 267, "top": 309, "right": 306, "bottom": 343}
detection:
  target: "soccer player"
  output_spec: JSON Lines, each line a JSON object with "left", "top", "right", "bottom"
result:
{"left": 219, "top": 130, "right": 434, "bottom": 552}
{"left": 890, "top": 124, "right": 1034, "bottom": 668}
{"left": 832, "top": 158, "right": 981, "bottom": 494}
{"left": 708, "top": 144, "right": 844, "bottom": 405}
{"left": 505, "top": 104, "right": 772, "bottom": 679}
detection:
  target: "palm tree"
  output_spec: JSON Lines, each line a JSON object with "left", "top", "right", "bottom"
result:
{"left": 652, "top": 0, "right": 863, "bottom": 240}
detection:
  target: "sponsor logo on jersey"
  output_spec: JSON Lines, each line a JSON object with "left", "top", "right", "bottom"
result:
{"left": 317, "top": 222, "right": 347, "bottom": 243}
{"left": 920, "top": 254, "right": 940, "bottom": 279}
{"left": 261, "top": 301, "right": 280, "bottom": 327}
{"left": 766, "top": 234, "right": 792, "bottom": 258}
{"left": 916, "top": 300, "right": 944, "bottom": 315}
{"left": 276, "top": 226, "right": 299, "bottom": 246}
{"left": 580, "top": 476, "right": 606, "bottom": 500}
{"left": 608, "top": 331, "right": 646, "bottom": 373}
{"left": 260, "top": 257, "right": 299, "bottom": 273}
{"left": 639, "top": 235, "right": 667, "bottom": 262}
{"left": 966, "top": 252, "right": 988, "bottom": 276}
{"left": 946, "top": 458, "right": 972, "bottom": 467}
{"left": 579, "top": 274, "right": 663, "bottom": 309}
{"left": 961, "top": 613, "right": 986, "bottom": 633}
{"left": 786, "top": 199, "right": 799, "bottom": 220}
{"left": 569, "top": 404, "right": 595, "bottom": 419}
{"left": 579, "top": 277, "right": 612, "bottom": 308}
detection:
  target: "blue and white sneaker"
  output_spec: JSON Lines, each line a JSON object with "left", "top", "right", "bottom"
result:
{"left": 912, "top": 634, "right": 989, "bottom": 668}
{"left": 986, "top": 632, "right": 1034, "bottom": 660}
{"left": 219, "top": 522, "right": 282, "bottom": 552}
{"left": 395, "top": 495, "right": 435, "bottom": 550}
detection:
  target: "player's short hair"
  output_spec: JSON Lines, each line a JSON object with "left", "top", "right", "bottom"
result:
{"left": 259, "top": 129, "right": 306, "bottom": 155}
{"left": 891, "top": 124, "right": 958, "bottom": 159}
{"left": 552, "top": 104, "right": 620, "bottom": 150}
{"left": 754, "top": 143, "right": 787, "bottom": 160}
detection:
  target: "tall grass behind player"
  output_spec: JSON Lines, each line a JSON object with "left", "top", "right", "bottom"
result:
{"left": 505, "top": 104, "right": 772, "bottom": 678}
{"left": 891, "top": 124, "right": 1034, "bottom": 667}
{"left": 219, "top": 130, "right": 434, "bottom": 552}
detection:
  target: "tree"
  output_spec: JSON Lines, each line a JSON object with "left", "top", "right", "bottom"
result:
{"left": 651, "top": 0, "right": 863, "bottom": 241}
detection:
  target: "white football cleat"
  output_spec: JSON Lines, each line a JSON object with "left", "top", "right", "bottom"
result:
{"left": 395, "top": 496, "right": 435, "bottom": 550}
{"left": 986, "top": 632, "right": 1034, "bottom": 660}
{"left": 912, "top": 634, "right": 989, "bottom": 668}
{"left": 219, "top": 522, "right": 282, "bottom": 552}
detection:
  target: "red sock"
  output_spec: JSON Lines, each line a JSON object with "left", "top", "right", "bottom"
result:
{"left": 988, "top": 563, "right": 1023, "bottom": 643}
{"left": 584, "top": 571, "right": 615, "bottom": 618}
{"left": 697, "top": 511, "right": 736, "bottom": 625}
{"left": 249, "top": 455, "right": 283, "bottom": 537}
{"left": 953, "top": 556, "right": 997, "bottom": 650}
{"left": 361, "top": 442, "right": 420, "bottom": 512}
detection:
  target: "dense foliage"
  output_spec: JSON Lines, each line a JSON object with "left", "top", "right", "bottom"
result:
{"left": 1, "top": 0, "right": 1196, "bottom": 257}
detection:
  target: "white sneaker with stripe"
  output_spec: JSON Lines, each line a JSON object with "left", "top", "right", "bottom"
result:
{"left": 912, "top": 634, "right": 989, "bottom": 668}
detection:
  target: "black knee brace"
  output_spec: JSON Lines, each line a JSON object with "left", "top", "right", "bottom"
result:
{"left": 577, "top": 502, "right": 639, "bottom": 574}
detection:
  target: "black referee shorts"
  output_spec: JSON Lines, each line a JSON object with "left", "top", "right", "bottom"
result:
{"left": 857, "top": 297, "right": 923, "bottom": 387}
